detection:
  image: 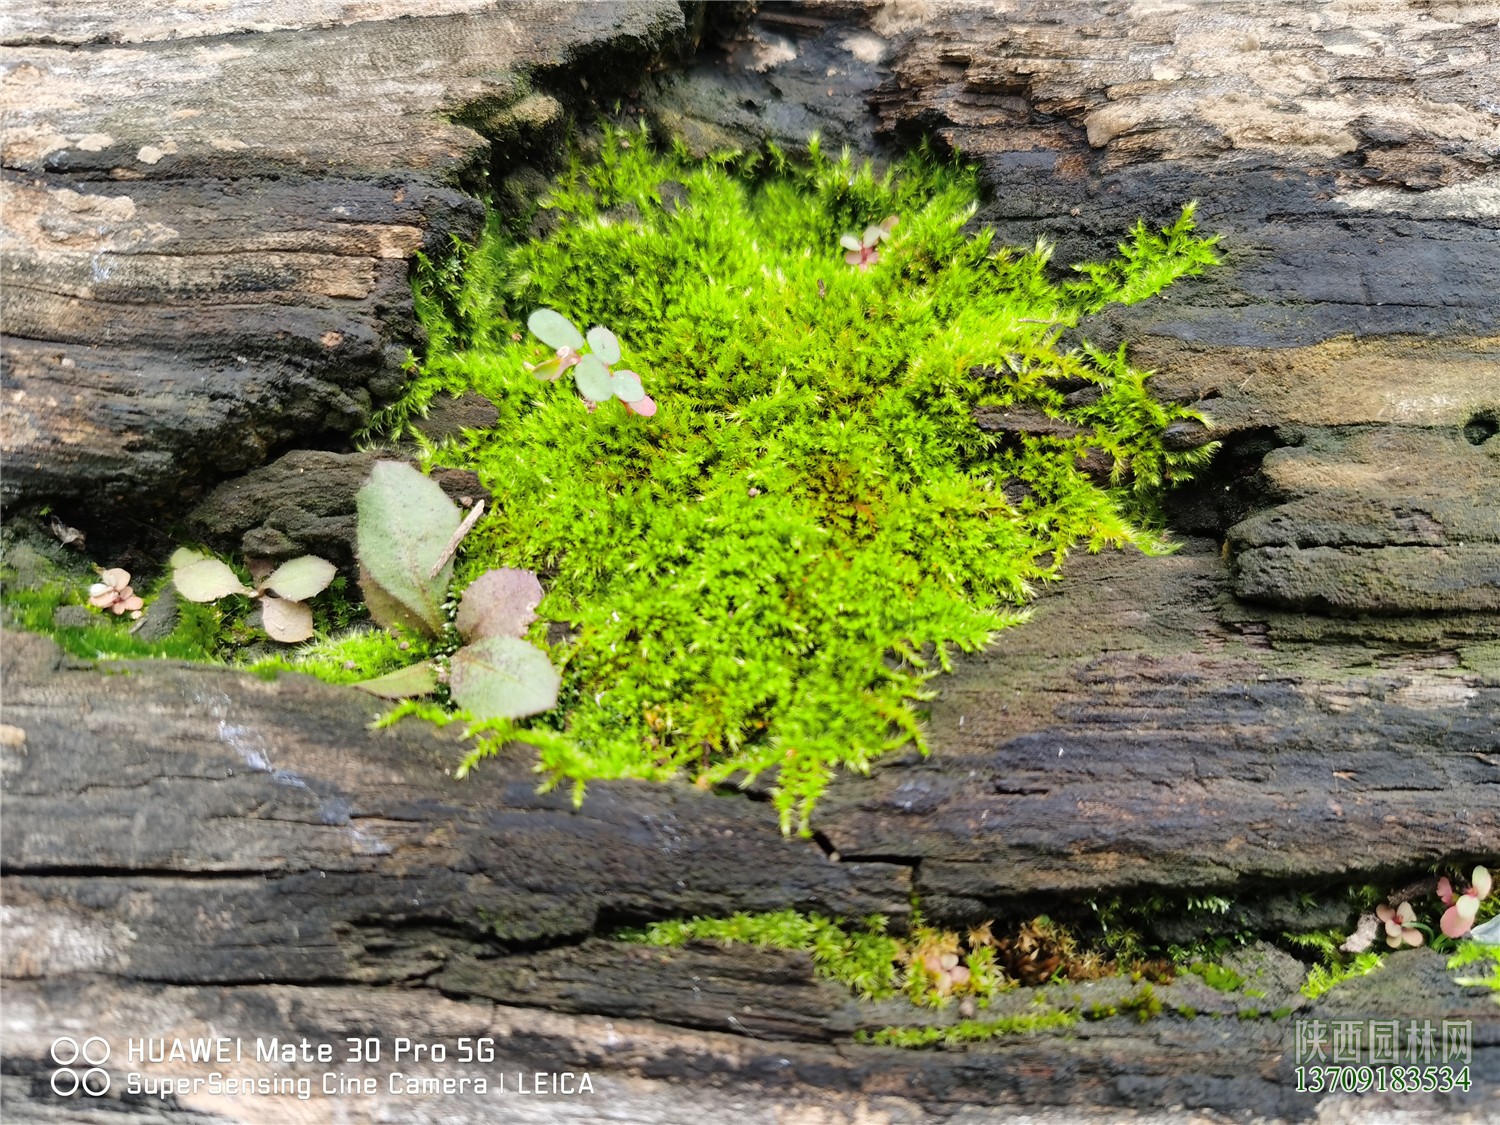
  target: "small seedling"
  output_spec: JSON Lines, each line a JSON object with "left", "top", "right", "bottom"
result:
{"left": 1376, "top": 901, "right": 1425, "bottom": 948}
{"left": 525, "top": 308, "right": 656, "bottom": 417}
{"left": 171, "top": 548, "right": 335, "bottom": 643}
{"left": 87, "top": 568, "right": 144, "bottom": 619}
{"left": 1439, "top": 866, "right": 1494, "bottom": 939}
{"left": 840, "top": 214, "right": 898, "bottom": 271}
{"left": 353, "top": 461, "right": 561, "bottom": 721}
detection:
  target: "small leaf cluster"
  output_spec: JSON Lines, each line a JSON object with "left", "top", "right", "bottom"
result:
{"left": 353, "top": 461, "right": 560, "bottom": 721}
{"left": 372, "top": 125, "right": 1220, "bottom": 831}
{"left": 526, "top": 309, "right": 656, "bottom": 416}
{"left": 171, "top": 549, "right": 335, "bottom": 643}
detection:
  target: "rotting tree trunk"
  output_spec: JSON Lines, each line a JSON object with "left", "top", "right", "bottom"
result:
{"left": 3, "top": 1, "right": 1499, "bottom": 1121}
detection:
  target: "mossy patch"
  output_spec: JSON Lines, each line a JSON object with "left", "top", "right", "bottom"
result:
{"left": 356, "top": 128, "right": 1219, "bottom": 828}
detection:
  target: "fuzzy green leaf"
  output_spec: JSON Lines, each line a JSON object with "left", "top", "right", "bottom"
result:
{"left": 610, "top": 369, "right": 645, "bottom": 403}
{"left": 355, "top": 461, "right": 461, "bottom": 636}
{"left": 528, "top": 308, "right": 584, "bottom": 350}
{"left": 262, "top": 555, "right": 336, "bottom": 601}
{"left": 587, "top": 325, "right": 621, "bottom": 365}
{"left": 573, "top": 354, "right": 614, "bottom": 402}
{"left": 449, "top": 636, "right": 560, "bottom": 720}
{"left": 455, "top": 568, "right": 544, "bottom": 642}
{"left": 173, "top": 557, "right": 251, "bottom": 602}
{"left": 353, "top": 662, "right": 439, "bottom": 700}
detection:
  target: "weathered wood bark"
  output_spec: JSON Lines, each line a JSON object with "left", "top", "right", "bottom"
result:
{"left": 0, "top": 1, "right": 690, "bottom": 513}
{"left": 4, "top": 1, "right": 1499, "bottom": 1121}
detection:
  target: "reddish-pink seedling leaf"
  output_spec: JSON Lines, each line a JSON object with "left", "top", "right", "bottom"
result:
{"left": 455, "top": 567, "right": 544, "bottom": 642}
{"left": 261, "top": 596, "right": 315, "bottom": 643}
{"left": 625, "top": 394, "right": 657, "bottom": 417}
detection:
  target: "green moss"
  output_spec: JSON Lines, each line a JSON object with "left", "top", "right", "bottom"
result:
{"left": 247, "top": 626, "right": 431, "bottom": 686}
{"left": 1187, "top": 962, "right": 1244, "bottom": 993}
{"left": 378, "top": 126, "right": 1219, "bottom": 830}
{"left": 860, "top": 1008, "right": 1077, "bottom": 1048}
{"left": 2, "top": 579, "right": 224, "bottom": 663}
{"left": 1119, "top": 982, "right": 1164, "bottom": 1022}
{"left": 1302, "top": 952, "right": 1383, "bottom": 1000}
{"left": 620, "top": 909, "right": 904, "bottom": 999}
{"left": 1448, "top": 941, "right": 1500, "bottom": 999}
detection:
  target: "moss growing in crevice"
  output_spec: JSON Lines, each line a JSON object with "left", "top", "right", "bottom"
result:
{"left": 367, "top": 125, "right": 1218, "bottom": 829}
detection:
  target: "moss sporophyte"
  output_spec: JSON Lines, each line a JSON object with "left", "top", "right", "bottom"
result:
{"left": 339, "top": 127, "right": 1221, "bottom": 832}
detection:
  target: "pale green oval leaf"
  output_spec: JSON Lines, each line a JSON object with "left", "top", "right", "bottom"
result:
{"left": 169, "top": 547, "right": 206, "bottom": 569}
{"left": 261, "top": 596, "right": 315, "bottom": 643}
{"left": 611, "top": 369, "right": 645, "bottom": 403}
{"left": 573, "top": 354, "right": 614, "bottom": 402}
{"left": 353, "top": 662, "right": 438, "bottom": 700}
{"left": 263, "top": 555, "right": 336, "bottom": 601}
{"left": 355, "top": 461, "right": 461, "bottom": 636}
{"left": 174, "top": 558, "right": 251, "bottom": 602}
{"left": 586, "top": 325, "right": 621, "bottom": 365}
{"left": 449, "top": 636, "right": 560, "bottom": 720}
{"left": 455, "top": 568, "right": 544, "bottom": 642}
{"left": 528, "top": 308, "right": 584, "bottom": 350}
{"left": 840, "top": 233, "right": 862, "bottom": 252}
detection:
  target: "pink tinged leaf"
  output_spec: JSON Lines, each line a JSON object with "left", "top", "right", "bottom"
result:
{"left": 586, "top": 325, "right": 621, "bottom": 365}
{"left": 940, "top": 952, "right": 959, "bottom": 971}
{"left": 174, "top": 558, "right": 253, "bottom": 602}
{"left": 844, "top": 250, "right": 863, "bottom": 266}
{"left": 611, "top": 369, "right": 645, "bottom": 403}
{"left": 573, "top": 354, "right": 614, "bottom": 402}
{"left": 1403, "top": 928, "right": 1424, "bottom": 947}
{"left": 354, "top": 461, "right": 462, "bottom": 637}
{"left": 120, "top": 595, "right": 144, "bottom": 612}
{"left": 840, "top": 233, "right": 862, "bottom": 252}
{"left": 1441, "top": 904, "right": 1471, "bottom": 939}
{"left": 1457, "top": 893, "right": 1481, "bottom": 923}
{"left": 1396, "top": 901, "right": 1416, "bottom": 925}
{"left": 948, "top": 965, "right": 971, "bottom": 986}
{"left": 1473, "top": 866, "right": 1492, "bottom": 899}
{"left": 921, "top": 953, "right": 944, "bottom": 974}
{"left": 263, "top": 555, "right": 336, "bottom": 601}
{"left": 88, "top": 582, "right": 109, "bottom": 597}
{"left": 1376, "top": 904, "right": 1395, "bottom": 924}
{"left": 626, "top": 394, "right": 657, "bottom": 417}
{"left": 88, "top": 591, "right": 115, "bottom": 608}
{"left": 261, "top": 596, "right": 314, "bottom": 643}
{"left": 1437, "top": 877, "right": 1454, "bottom": 905}
{"left": 1385, "top": 932, "right": 1401, "bottom": 949}
{"left": 100, "top": 568, "right": 131, "bottom": 590}
{"left": 448, "top": 635, "right": 560, "bottom": 720}
{"left": 111, "top": 601, "right": 129, "bottom": 615}
{"left": 353, "top": 662, "right": 438, "bottom": 700}
{"left": 862, "top": 225, "right": 883, "bottom": 248}
{"left": 527, "top": 308, "right": 585, "bottom": 350}
{"left": 455, "top": 567, "right": 544, "bottom": 643}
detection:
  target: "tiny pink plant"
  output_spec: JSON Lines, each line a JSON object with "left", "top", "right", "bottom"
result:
{"left": 1438, "top": 866, "right": 1493, "bottom": 939}
{"left": 840, "top": 215, "right": 899, "bottom": 272}
{"left": 1375, "top": 902, "right": 1424, "bottom": 948}
{"left": 88, "top": 568, "right": 144, "bottom": 619}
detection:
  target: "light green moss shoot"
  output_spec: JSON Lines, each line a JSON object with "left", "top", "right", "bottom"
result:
{"left": 385, "top": 126, "right": 1219, "bottom": 831}
{"left": 620, "top": 909, "right": 903, "bottom": 1000}
{"left": 1448, "top": 941, "right": 1500, "bottom": 1000}
{"left": 860, "top": 1009, "right": 1077, "bottom": 1048}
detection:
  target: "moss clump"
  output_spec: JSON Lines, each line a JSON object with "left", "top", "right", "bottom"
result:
{"left": 620, "top": 909, "right": 904, "bottom": 1000}
{"left": 1, "top": 579, "right": 223, "bottom": 663}
{"left": 1301, "top": 952, "right": 1383, "bottom": 1000}
{"left": 1448, "top": 941, "right": 1500, "bottom": 1000}
{"left": 860, "top": 1008, "right": 1077, "bottom": 1048}
{"left": 384, "top": 125, "right": 1218, "bottom": 830}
